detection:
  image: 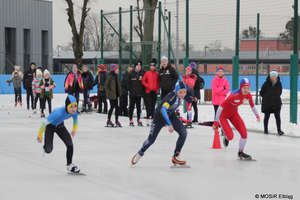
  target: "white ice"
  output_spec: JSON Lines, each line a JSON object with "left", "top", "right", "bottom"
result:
{"left": 0, "top": 94, "right": 299, "bottom": 200}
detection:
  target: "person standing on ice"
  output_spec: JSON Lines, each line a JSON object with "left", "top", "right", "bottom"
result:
{"left": 104, "top": 64, "right": 122, "bottom": 127}
{"left": 32, "top": 69, "right": 43, "bottom": 114}
{"left": 81, "top": 65, "right": 94, "bottom": 112}
{"left": 182, "top": 66, "right": 198, "bottom": 127}
{"left": 211, "top": 66, "right": 230, "bottom": 117}
{"left": 94, "top": 64, "right": 108, "bottom": 114}
{"left": 37, "top": 95, "right": 80, "bottom": 173}
{"left": 64, "top": 64, "right": 84, "bottom": 106}
{"left": 131, "top": 81, "right": 188, "bottom": 166}
{"left": 142, "top": 58, "right": 160, "bottom": 126}
{"left": 128, "top": 61, "right": 145, "bottom": 126}
{"left": 213, "top": 78, "right": 260, "bottom": 160}
{"left": 23, "top": 63, "right": 36, "bottom": 110}
{"left": 259, "top": 70, "right": 284, "bottom": 135}
{"left": 6, "top": 65, "right": 23, "bottom": 107}
{"left": 40, "top": 70, "right": 56, "bottom": 118}
{"left": 159, "top": 56, "right": 178, "bottom": 99}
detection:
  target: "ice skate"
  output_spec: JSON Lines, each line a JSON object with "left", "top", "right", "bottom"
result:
{"left": 115, "top": 121, "right": 122, "bottom": 127}
{"left": 137, "top": 119, "right": 143, "bottom": 127}
{"left": 129, "top": 120, "right": 134, "bottom": 127}
{"left": 67, "top": 164, "right": 85, "bottom": 175}
{"left": 238, "top": 151, "right": 254, "bottom": 161}
{"left": 131, "top": 151, "right": 143, "bottom": 165}
{"left": 106, "top": 120, "right": 115, "bottom": 127}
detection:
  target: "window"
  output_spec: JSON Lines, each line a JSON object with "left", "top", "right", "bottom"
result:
{"left": 24, "top": 29, "right": 31, "bottom": 70}
{"left": 41, "top": 30, "right": 49, "bottom": 68}
{"left": 5, "top": 27, "right": 16, "bottom": 74}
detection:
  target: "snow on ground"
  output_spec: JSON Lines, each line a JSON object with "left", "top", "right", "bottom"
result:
{"left": 0, "top": 94, "right": 299, "bottom": 200}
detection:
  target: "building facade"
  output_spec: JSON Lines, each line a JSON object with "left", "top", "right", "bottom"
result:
{"left": 0, "top": 0, "right": 53, "bottom": 74}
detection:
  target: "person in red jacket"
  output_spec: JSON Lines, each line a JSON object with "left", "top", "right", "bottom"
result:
{"left": 213, "top": 78, "right": 260, "bottom": 160}
{"left": 142, "top": 59, "right": 160, "bottom": 125}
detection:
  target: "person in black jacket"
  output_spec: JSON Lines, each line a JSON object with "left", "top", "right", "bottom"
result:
{"left": 81, "top": 65, "right": 94, "bottom": 112}
{"left": 120, "top": 66, "right": 133, "bottom": 116}
{"left": 259, "top": 70, "right": 284, "bottom": 135}
{"left": 189, "top": 62, "right": 205, "bottom": 122}
{"left": 128, "top": 61, "right": 145, "bottom": 126}
{"left": 23, "top": 62, "right": 36, "bottom": 110}
{"left": 159, "top": 56, "right": 178, "bottom": 99}
{"left": 94, "top": 64, "right": 108, "bottom": 114}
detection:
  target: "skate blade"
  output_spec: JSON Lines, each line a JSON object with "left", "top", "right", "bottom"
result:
{"left": 170, "top": 164, "right": 191, "bottom": 168}
{"left": 238, "top": 158, "right": 256, "bottom": 162}
{"left": 68, "top": 172, "right": 86, "bottom": 176}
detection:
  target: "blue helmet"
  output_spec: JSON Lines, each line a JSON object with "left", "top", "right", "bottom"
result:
{"left": 174, "top": 81, "right": 187, "bottom": 94}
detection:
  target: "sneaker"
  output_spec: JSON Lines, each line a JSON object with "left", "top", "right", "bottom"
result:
{"left": 131, "top": 151, "right": 144, "bottom": 165}
{"left": 172, "top": 152, "right": 186, "bottom": 165}
{"left": 67, "top": 163, "right": 80, "bottom": 173}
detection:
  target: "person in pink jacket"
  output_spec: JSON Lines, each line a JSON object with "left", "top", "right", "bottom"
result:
{"left": 211, "top": 66, "right": 230, "bottom": 116}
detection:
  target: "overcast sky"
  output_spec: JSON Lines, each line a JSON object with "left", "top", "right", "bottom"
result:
{"left": 52, "top": 0, "right": 295, "bottom": 51}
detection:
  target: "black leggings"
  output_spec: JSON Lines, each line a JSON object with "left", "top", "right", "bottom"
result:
{"left": 213, "top": 105, "right": 219, "bottom": 118}
{"left": 264, "top": 111, "right": 281, "bottom": 132}
{"left": 192, "top": 101, "right": 198, "bottom": 121}
{"left": 140, "top": 112, "right": 187, "bottom": 155}
{"left": 129, "top": 95, "right": 142, "bottom": 121}
{"left": 144, "top": 91, "right": 157, "bottom": 119}
{"left": 26, "top": 88, "right": 34, "bottom": 110}
{"left": 41, "top": 96, "right": 52, "bottom": 114}
{"left": 108, "top": 99, "right": 119, "bottom": 121}
{"left": 33, "top": 93, "right": 42, "bottom": 110}
{"left": 98, "top": 94, "right": 108, "bottom": 113}
{"left": 44, "top": 123, "right": 73, "bottom": 165}
{"left": 14, "top": 88, "right": 22, "bottom": 103}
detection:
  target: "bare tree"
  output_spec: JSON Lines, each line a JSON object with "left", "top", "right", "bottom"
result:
{"left": 134, "top": 0, "right": 144, "bottom": 42}
{"left": 65, "top": 0, "right": 90, "bottom": 68}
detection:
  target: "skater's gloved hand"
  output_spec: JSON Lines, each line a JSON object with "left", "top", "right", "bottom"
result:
{"left": 71, "top": 130, "right": 76, "bottom": 137}
{"left": 37, "top": 136, "right": 42, "bottom": 143}
{"left": 213, "top": 121, "right": 219, "bottom": 130}
{"left": 168, "top": 125, "right": 174, "bottom": 133}
{"left": 256, "top": 114, "right": 260, "bottom": 122}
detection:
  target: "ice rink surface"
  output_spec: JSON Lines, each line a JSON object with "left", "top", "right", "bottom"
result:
{"left": 0, "top": 94, "right": 299, "bottom": 200}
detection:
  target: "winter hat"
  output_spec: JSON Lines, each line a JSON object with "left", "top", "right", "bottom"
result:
{"left": 36, "top": 69, "right": 43, "bottom": 79}
{"left": 110, "top": 64, "right": 119, "bottom": 72}
{"left": 186, "top": 66, "right": 192, "bottom": 72}
{"left": 97, "top": 64, "right": 106, "bottom": 70}
{"left": 161, "top": 56, "right": 168, "bottom": 61}
{"left": 65, "top": 95, "right": 77, "bottom": 112}
{"left": 14, "top": 65, "right": 21, "bottom": 71}
{"left": 240, "top": 78, "right": 250, "bottom": 89}
{"left": 150, "top": 58, "right": 157, "bottom": 66}
{"left": 174, "top": 81, "right": 187, "bottom": 94}
{"left": 270, "top": 70, "right": 278, "bottom": 77}
{"left": 216, "top": 66, "right": 225, "bottom": 72}
{"left": 189, "top": 62, "right": 197, "bottom": 69}
{"left": 43, "top": 69, "right": 50, "bottom": 77}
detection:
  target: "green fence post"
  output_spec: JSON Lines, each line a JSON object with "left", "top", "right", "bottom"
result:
{"left": 232, "top": 0, "right": 240, "bottom": 90}
{"left": 100, "top": 10, "right": 104, "bottom": 64}
{"left": 119, "top": 7, "right": 122, "bottom": 80}
{"left": 290, "top": 0, "right": 299, "bottom": 124}
{"left": 130, "top": 6, "right": 133, "bottom": 67}
{"left": 255, "top": 13, "right": 260, "bottom": 105}
{"left": 158, "top": 2, "right": 162, "bottom": 68}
